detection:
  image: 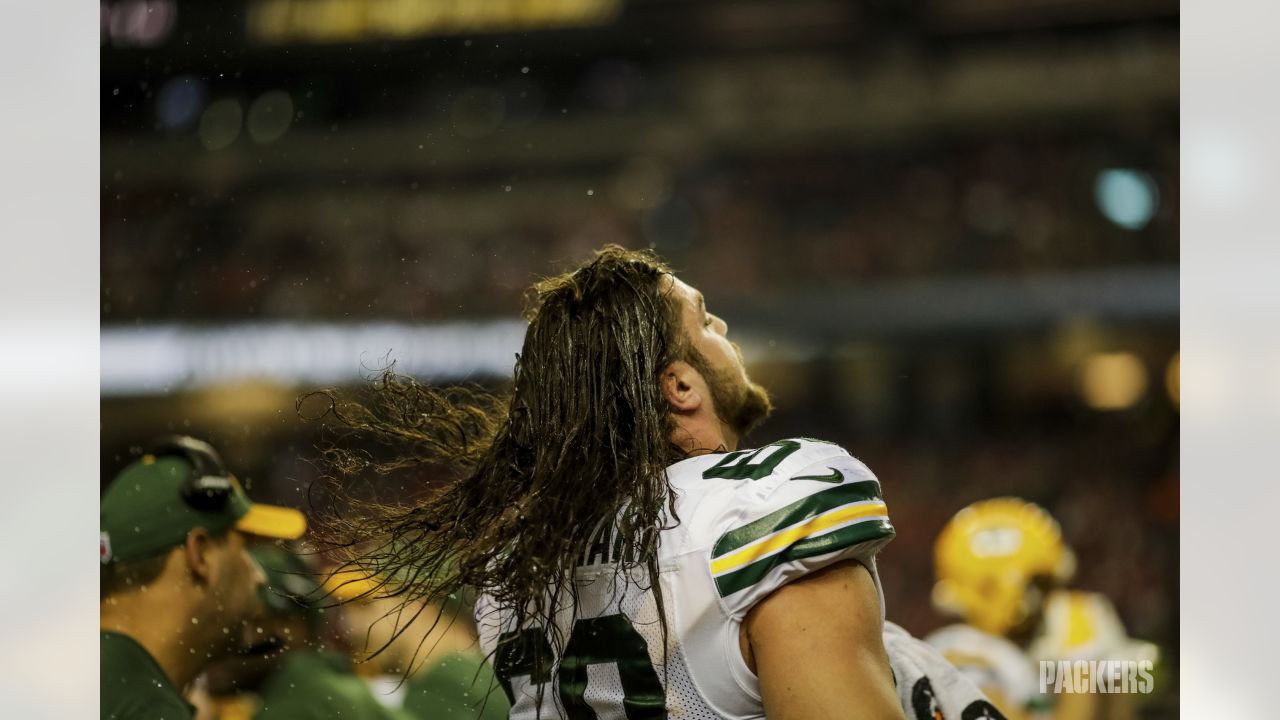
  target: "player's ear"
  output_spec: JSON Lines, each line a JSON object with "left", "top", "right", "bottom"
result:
{"left": 184, "top": 527, "right": 216, "bottom": 585}
{"left": 662, "top": 360, "right": 703, "bottom": 413}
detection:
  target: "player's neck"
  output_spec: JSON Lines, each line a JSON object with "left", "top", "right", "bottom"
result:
{"left": 101, "top": 589, "right": 209, "bottom": 692}
{"left": 670, "top": 411, "right": 736, "bottom": 456}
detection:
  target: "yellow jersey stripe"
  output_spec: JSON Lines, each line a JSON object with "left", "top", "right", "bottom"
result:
{"left": 710, "top": 501, "right": 888, "bottom": 576}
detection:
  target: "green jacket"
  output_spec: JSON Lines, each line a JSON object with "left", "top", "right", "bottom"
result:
{"left": 403, "top": 650, "right": 509, "bottom": 720}
{"left": 101, "top": 630, "right": 194, "bottom": 720}
{"left": 256, "top": 651, "right": 413, "bottom": 720}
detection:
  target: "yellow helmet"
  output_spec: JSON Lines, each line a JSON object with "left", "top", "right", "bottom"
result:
{"left": 932, "top": 498, "right": 1076, "bottom": 637}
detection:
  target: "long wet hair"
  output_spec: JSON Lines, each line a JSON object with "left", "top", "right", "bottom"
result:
{"left": 306, "top": 245, "right": 690, "bottom": 700}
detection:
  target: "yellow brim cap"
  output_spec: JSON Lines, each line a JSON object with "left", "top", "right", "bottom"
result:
{"left": 235, "top": 503, "right": 307, "bottom": 540}
{"left": 322, "top": 566, "right": 385, "bottom": 602}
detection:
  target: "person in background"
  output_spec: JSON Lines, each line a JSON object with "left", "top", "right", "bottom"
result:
{"left": 926, "top": 498, "right": 1159, "bottom": 720}
{"left": 101, "top": 435, "right": 308, "bottom": 720}
{"left": 325, "top": 567, "right": 509, "bottom": 720}
{"left": 195, "top": 543, "right": 415, "bottom": 720}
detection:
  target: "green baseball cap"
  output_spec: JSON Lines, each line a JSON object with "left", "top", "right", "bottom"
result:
{"left": 249, "top": 543, "right": 323, "bottom": 616}
{"left": 100, "top": 436, "right": 307, "bottom": 565}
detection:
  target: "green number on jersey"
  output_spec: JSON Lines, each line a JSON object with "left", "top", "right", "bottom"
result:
{"left": 560, "top": 614, "right": 665, "bottom": 719}
{"left": 493, "top": 614, "right": 666, "bottom": 719}
{"left": 494, "top": 628, "right": 555, "bottom": 706}
{"left": 701, "top": 440, "right": 801, "bottom": 480}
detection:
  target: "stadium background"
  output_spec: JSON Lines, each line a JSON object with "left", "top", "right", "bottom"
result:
{"left": 101, "top": 0, "right": 1178, "bottom": 715}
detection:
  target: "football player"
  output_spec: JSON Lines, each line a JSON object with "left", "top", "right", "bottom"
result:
{"left": 926, "top": 498, "right": 1158, "bottom": 720}
{"left": 314, "top": 246, "right": 913, "bottom": 719}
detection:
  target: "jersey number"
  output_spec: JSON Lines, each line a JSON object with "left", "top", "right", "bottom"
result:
{"left": 702, "top": 440, "right": 801, "bottom": 480}
{"left": 494, "top": 614, "right": 666, "bottom": 719}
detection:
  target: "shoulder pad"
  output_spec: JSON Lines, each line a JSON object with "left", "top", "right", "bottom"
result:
{"left": 701, "top": 439, "right": 894, "bottom": 616}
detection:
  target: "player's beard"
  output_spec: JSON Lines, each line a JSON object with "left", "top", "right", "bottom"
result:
{"left": 687, "top": 345, "right": 772, "bottom": 440}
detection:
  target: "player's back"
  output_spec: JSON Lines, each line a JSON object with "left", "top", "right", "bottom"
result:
{"left": 476, "top": 438, "right": 895, "bottom": 720}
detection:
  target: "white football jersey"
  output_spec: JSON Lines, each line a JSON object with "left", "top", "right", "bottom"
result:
{"left": 476, "top": 438, "right": 895, "bottom": 720}
{"left": 925, "top": 623, "right": 1046, "bottom": 718}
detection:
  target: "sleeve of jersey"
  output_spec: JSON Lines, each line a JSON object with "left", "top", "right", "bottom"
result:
{"left": 707, "top": 450, "right": 895, "bottom": 618}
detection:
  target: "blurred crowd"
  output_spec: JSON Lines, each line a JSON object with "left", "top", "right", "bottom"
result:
{"left": 101, "top": 136, "right": 1176, "bottom": 323}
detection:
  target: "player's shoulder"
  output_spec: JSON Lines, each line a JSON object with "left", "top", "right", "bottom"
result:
{"left": 1032, "top": 589, "right": 1130, "bottom": 661}
{"left": 664, "top": 437, "right": 884, "bottom": 540}
{"left": 666, "top": 438, "right": 894, "bottom": 616}
{"left": 1048, "top": 589, "right": 1120, "bottom": 620}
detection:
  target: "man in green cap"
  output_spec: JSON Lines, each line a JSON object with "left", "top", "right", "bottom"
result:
{"left": 100, "top": 435, "right": 308, "bottom": 720}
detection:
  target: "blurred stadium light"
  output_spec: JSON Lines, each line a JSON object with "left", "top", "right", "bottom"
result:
{"left": 1095, "top": 169, "right": 1160, "bottom": 230}
{"left": 1077, "top": 351, "right": 1149, "bottom": 410}
{"left": 246, "top": 0, "right": 624, "bottom": 43}
{"left": 100, "top": 320, "right": 526, "bottom": 395}
{"left": 101, "top": 0, "right": 176, "bottom": 47}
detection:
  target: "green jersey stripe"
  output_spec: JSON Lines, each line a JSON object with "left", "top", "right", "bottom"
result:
{"left": 712, "top": 480, "right": 884, "bottom": 559}
{"left": 713, "top": 516, "right": 895, "bottom": 598}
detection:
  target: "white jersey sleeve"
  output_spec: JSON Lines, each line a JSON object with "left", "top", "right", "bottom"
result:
{"left": 700, "top": 439, "right": 896, "bottom": 619}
